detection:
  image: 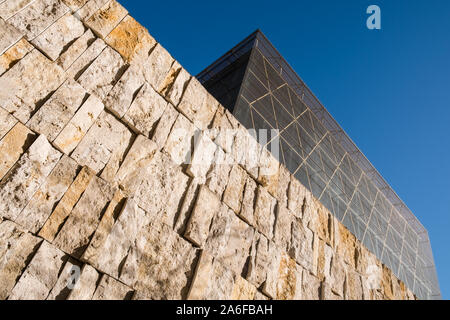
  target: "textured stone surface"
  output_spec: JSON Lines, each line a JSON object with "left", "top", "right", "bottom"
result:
{"left": 77, "top": 45, "right": 125, "bottom": 100}
{"left": 53, "top": 94, "right": 104, "bottom": 155}
{"left": 0, "top": 49, "right": 66, "bottom": 122}
{"left": 120, "top": 221, "right": 198, "bottom": 300}
{"left": 15, "top": 155, "right": 78, "bottom": 233}
{"left": 0, "top": 122, "right": 34, "bottom": 180}
{"left": 0, "top": 0, "right": 37, "bottom": 20}
{"left": 7, "top": 0, "right": 69, "bottom": 41}
{"left": 8, "top": 241, "right": 67, "bottom": 300}
{"left": 52, "top": 176, "right": 117, "bottom": 257}
{"left": 185, "top": 186, "right": 220, "bottom": 247}
{"left": 31, "top": 13, "right": 85, "bottom": 61}
{"left": 27, "top": 79, "right": 88, "bottom": 141}
{"left": 143, "top": 44, "right": 174, "bottom": 93}
{"left": 0, "top": 107, "right": 18, "bottom": 141}
{"left": 254, "top": 186, "right": 277, "bottom": 240}
{"left": 231, "top": 276, "right": 257, "bottom": 300}
{"left": 0, "top": 38, "right": 33, "bottom": 76}
{"left": 152, "top": 103, "right": 179, "bottom": 148}
{"left": 302, "top": 270, "right": 322, "bottom": 300}
{"left": 65, "top": 37, "right": 106, "bottom": 79}
{"left": 0, "top": 220, "right": 42, "bottom": 299}
{"left": 166, "top": 67, "right": 190, "bottom": 106}
{"left": 239, "top": 175, "right": 257, "bottom": 226}
{"left": 123, "top": 82, "right": 168, "bottom": 137}
{"left": 106, "top": 15, "right": 155, "bottom": 62}
{"left": 163, "top": 113, "right": 196, "bottom": 165}
{"left": 39, "top": 166, "right": 96, "bottom": 242}
{"left": 71, "top": 111, "right": 133, "bottom": 174}
{"left": 186, "top": 133, "right": 217, "bottom": 184}
{"left": 66, "top": 264, "right": 100, "bottom": 300}
{"left": 223, "top": 165, "right": 246, "bottom": 214}
{"left": 0, "top": 17, "right": 24, "bottom": 55}
{"left": 92, "top": 275, "right": 133, "bottom": 300}
{"left": 205, "top": 148, "right": 232, "bottom": 198}
{"left": 56, "top": 29, "right": 96, "bottom": 70}
{"left": 46, "top": 257, "right": 82, "bottom": 300}
{"left": 85, "top": 0, "right": 128, "bottom": 39}
{"left": 0, "top": 135, "right": 61, "bottom": 221}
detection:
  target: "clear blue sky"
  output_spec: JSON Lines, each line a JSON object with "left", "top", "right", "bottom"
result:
{"left": 121, "top": 0, "right": 450, "bottom": 299}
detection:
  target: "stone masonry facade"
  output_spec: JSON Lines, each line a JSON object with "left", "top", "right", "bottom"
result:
{"left": 0, "top": 0, "right": 416, "bottom": 300}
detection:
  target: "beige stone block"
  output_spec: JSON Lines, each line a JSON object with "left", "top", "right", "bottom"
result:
{"left": 106, "top": 15, "right": 156, "bottom": 62}
{"left": 142, "top": 44, "right": 174, "bottom": 92}
{"left": 316, "top": 240, "right": 333, "bottom": 281}
{"left": 174, "top": 180, "right": 199, "bottom": 234}
{"left": 163, "top": 113, "right": 196, "bottom": 165}
{"left": 0, "top": 0, "right": 37, "bottom": 20}
{"left": 166, "top": 66, "right": 190, "bottom": 106}
{"left": 120, "top": 221, "right": 198, "bottom": 300}
{"left": 345, "top": 270, "right": 363, "bottom": 300}
{"left": 288, "top": 174, "right": 308, "bottom": 218}
{"left": 32, "top": 13, "right": 85, "bottom": 61}
{"left": 85, "top": 0, "right": 127, "bottom": 39}
{"left": 46, "top": 257, "right": 82, "bottom": 300}
{"left": 327, "top": 254, "right": 346, "bottom": 297}
{"left": 27, "top": 79, "right": 88, "bottom": 141}
{"left": 302, "top": 270, "right": 322, "bottom": 300}
{"left": 64, "top": 37, "right": 106, "bottom": 79}
{"left": 123, "top": 82, "right": 168, "bottom": 137}
{"left": 177, "top": 77, "right": 217, "bottom": 130}
{"left": 52, "top": 176, "right": 117, "bottom": 257}
{"left": 15, "top": 155, "right": 78, "bottom": 233}
{"left": 77, "top": 45, "right": 126, "bottom": 100}
{"left": 0, "top": 220, "right": 42, "bottom": 299}
{"left": 336, "top": 222, "right": 357, "bottom": 269}
{"left": 186, "top": 133, "right": 217, "bottom": 184}
{"left": 231, "top": 277, "right": 257, "bottom": 300}
{"left": 188, "top": 251, "right": 236, "bottom": 300}
{"left": 254, "top": 186, "right": 277, "bottom": 240}
{"left": 67, "top": 264, "right": 100, "bottom": 300}
{"left": 0, "top": 135, "right": 61, "bottom": 221}
{"left": 223, "top": 165, "right": 246, "bottom": 214}
{"left": 75, "top": 0, "right": 109, "bottom": 20}
{"left": 0, "top": 49, "right": 66, "bottom": 122}
{"left": 205, "top": 148, "right": 233, "bottom": 199}
{"left": 232, "top": 127, "right": 260, "bottom": 179}
{"left": 71, "top": 111, "right": 133, "bottom": 174}
{"left": 209, "top": 107, "right": 239, "bottom": 154}
{"left": 104, "top": 63, "right": 145, "bottom": 118}
{"left": 7, "top": 0, "right": 69, "bottom": 41}
{"left": 158, "top": 60, "right": 182, "bottom": 97}
{"left": 0, "top": 122, "right": 34, "bottom": 180}
{"left": 61, "top": 0, "right": 89, "bottom": 11}
{"left": 268, "top": 253, "right": 302, "bottom": 300}
{"left": 0, "top": 107, "right": 17, "bottom": 140}
{"left": 185, "top": 186, "right": 221, "bottom": 247}
{"left": 83, "top": 197, "right": 149, "bottom": 278}
{"left": 257, "top": 148, "right": 280, "bottom": 196}
{"left": 0, "top": 17, "right": 23, "bottom": 55}
{"left": 38, "top": 166, "right": 96, "bottom": 242}
{"left": 238, "top": 175, "right": 257, "bottom": 226}
{"left": 0, "top": 38, "right": 33, "bottom": 76}
{"left": 114, "top": 134, "right": 158, "bottom": 192}
{"left": 53, "top": 94, "right": 104, "bottom": 155}
{"left": 92, "top": 275, "right": 133, "bottom": 300}
{"left": 322, "top": 282, "right": 342, "bottom": 300}
{"left": 8, "top": 241, "right": 67, "bottom": 300}
{"left": 151, "top": 102, "right": 179, "bottom": 148}
{"left": 289, "top": 219, "right": 316, "bottom": 273}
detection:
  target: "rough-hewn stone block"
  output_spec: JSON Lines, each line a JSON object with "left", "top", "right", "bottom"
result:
{"left": 0, "top": 38, "right": 33, "bottom": 76}
{"left": 238, "top": 175, "right": 257, "bottom": 226}
{"left": 166, "top": 67, "right": 190, "bottom": 106}
{"left": 0, "top": 17, "right": 23, "bottom": 55}
{"left": 92, "top": 275, "right": 133, "bottom": 300}
{"left": 163, "top": 113, "right": 196, "bottom": 165}
{"left": 231, "top": 276, "right": 257, "bottom": 300}
{"left": 84, "top": 0, "right": 127, "bottom": 39}
{"left": 0, "top": 107, "right": 18, "bottom": 141}
{"left": 0, "top": 0, "right": 37, "bottom": 20}
{"left": 56, "top": 29, "right": 96, "bottom": 70}
{"left": 66, "top": 264, "right": 100, "bottom": 300}
{"left": 254, "top": 186, "right": 277, "bottom": 240}
{"left": 186, "top": 133, "right": 217, "bottom": 184}
{"left": 64, "top": 37, "right": 106, "bottom": 79}
{"left": 46, "top": 257, "right": 82, "bottom": 300}
{"left": 143, "top": 44, "right": 174, "bottom": 93}
{"left": 223, "top": 165, "right": 247, "bottom": 214}
{"left": 0, "top": 135, "right": 61, "bottom": 221}
{"left": 152, "top": 102, "right": 179, "bottom": 148}
{"left": 205, "top": 148, "right": 232, "bottom": 199}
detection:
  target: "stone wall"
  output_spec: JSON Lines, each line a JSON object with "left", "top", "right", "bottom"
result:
{"left": 0, "top": 0, "right": 416, "bottom": 300}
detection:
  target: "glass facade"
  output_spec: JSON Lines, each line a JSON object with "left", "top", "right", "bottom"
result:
{"left": 197, "top": 30, "right": 440, "bottom": 300}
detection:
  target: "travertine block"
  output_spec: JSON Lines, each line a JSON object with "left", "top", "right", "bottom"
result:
{"left": 75, "top": 0, "right": 109, "bottom": 20}
{"left": 92, "top": 275, "right": 133, "bottom": 300}
{"left": 31, "top": 13, "right": 85, "bottom": 61}
{"left": 287, "top": 175, "right": 307, "bottom": 218}
{"left": 123, "top": 82, "right": 168, "bottom": 137}
{"left": 254, "top": 186, "right": 277, "bottom": 240}
{"left": 53, "top": 94, "right": 104, "bottom": 155}
{"left": 0, "top": 107, "right": 18, "bottom": 140}
{"left": 71, "top": 111, "right": 133, "bottom": 174}
{"left": 106, "top": 15, "right": 156, "bottom": 62}
{"left": 64, "top": 37, "right": 106, "bottom": 79}
{"left": 0, "top": 0, "right": 37, "bottom": 20}
{"left": 345, "top": 270, "right": 363, "bottom": 300}
{"left": 0, "top": 135, "right": 61, "bottom": 221}
{"left": 0, "top": 122, "right": 34, "bottom": 180}
{"left": 209, "top": 107, "right": 239, "bottom": 154}
{"left": 166, "top": 67, "right": 190, "bottom": 106}
{"left": 27, "top": 79, "right": 88, "bottom": 141}
{"left": 163, "top": 113, "right": 196, "bottom": 165}
{"left": 186, "top": 133, "right": 217, "bottom": 184}
{"left": 188, "top": 251, "right": 236, "bottom": 300}
{"left": 120, "top": 221, "right": 198, "bottom": 300}
{"left": 205, "top": 148, "right": 232, "bottom": 198}
{"left": 264, "top": 253, "right": 302, "bottom": 300}
{"left": 152, "top": 102, "right": 179, "bottom": 148}
{"left": 0, "top": 17, "right": 23, "bottom": 55}
{"left": 143, "top": 44, "right": 174, "bottom": 93}
{"left": 238, "top": 175, "right": 257, "bottom": 226}
{"left": 83, "top": 198, "right": 149, "bottom": 278}
{"left": 104, "top": 63, "right": 145, "bottom": 118}
{"left": 39, "top": 166, "right": 96, "bottom": 242}
{"left": 177, "top": 77, "right": 217, "bottom": 130}
{"left": 66, "top": 264, "right": 100, "bottom": 300}
{"left": 0, "top": 220, "right": 42, "bottom": 299}
{"left": 0, "top": 38, "right": 33, "bottom": 76}
{"left": 258, "top": 148, "right": 281, "bottom": 196}
{"left": 317, "top": 239, "right": 333, "bottom": 281}
{"left": 185, "top": 186, "right": 221, "bottom": 247}
{"left": 231, "top": 277, "right": 257, "bottom": 300}
{"left": 85, "top": 0, "right": 127, "bottom": 39}
{"left": 327, "top": 254, "right": 346, "bottom": 297}
{"left": 302, "top": 270, "right": 322, "bottom": 300}
{"left": 7, "top": 0, "right": 69, "bottom": 41}
{"left": 61, "top": 0, "right": 90, "bottom": 11}
{"left": 52, "top": 176, "right": 117, "bottom": 257}
{"left": 289, "top": 219, "right": 316, "bottom": 274}
{"left": 174, "top": 180, "right": 200, "bottom": 234}
{"left": 77, "top": 46, "right": 126, "bottom": 100}
{"left": 46, "top": 257, "right": 82, "bottom": 300}
{"left": 15, "top": 155, "right": 78, "bottom": 233}
{"left": 8, "top": 241, "right": 67, "bottom": 300}
{"left": 223, "top": 165, "right": 246, "bottom": 214}
{"left": 232, "top": 127, "right": 260, "bottom": 179}
{"left": 0, "top": 49, "right": 66, "bottom": 122}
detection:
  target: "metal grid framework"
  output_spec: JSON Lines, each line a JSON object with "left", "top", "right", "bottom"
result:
{"left": 197, "top": 30, "right": 440, "bottom": 300}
